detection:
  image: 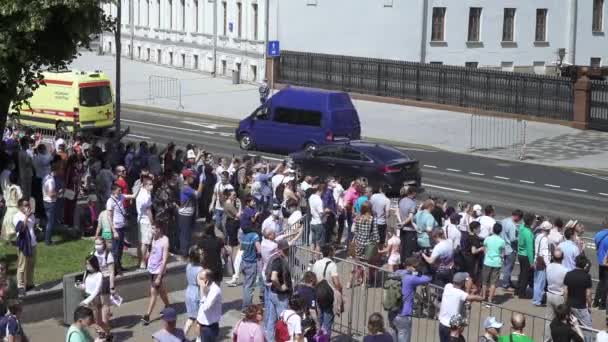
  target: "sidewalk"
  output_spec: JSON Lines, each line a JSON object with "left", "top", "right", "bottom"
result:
{"left": 70, "top": 52, "right": 608, "bottom": 171}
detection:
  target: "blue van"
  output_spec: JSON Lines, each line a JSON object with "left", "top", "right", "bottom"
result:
{"left": 236, "top": 87, "right": 361, "bottom": 153}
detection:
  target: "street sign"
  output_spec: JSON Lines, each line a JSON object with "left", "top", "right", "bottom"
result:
{"left": 267, "top": 40, "right": 280, "bottom": 57}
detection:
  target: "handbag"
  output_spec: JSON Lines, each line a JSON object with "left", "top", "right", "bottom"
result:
{"left": 364, "top": 243, "right": 378, "bottom": 261}
{"left": 535, "top": 237, "right": 547, "bottom": 270}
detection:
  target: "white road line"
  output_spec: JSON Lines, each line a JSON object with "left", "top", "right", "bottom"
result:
{"left": 423, "top": 164, "right": 437, "bottom": 169}
{"left": 574, "top": 171, "right": 593, "bottom": 177}
{"left": 571, "top": 188, "right": 588, "bottom": 193}
{"left": 519, "top": 180, "right": 535, "bottom": 184}
{"left": 494, "top": 176, "right": 510, "bottom": 180}
{"left": 396, "top": 147, "right": 437, "bottom": 153}
{"left": 469, "top": 172, "right": 485, "bottom": 176}
{"left": 127, "top": 134, "right": 150, "bottom": 139}
{"left": 544, "top": 184, "right": 560, "bottom": 188}
{"left": 122, "top": 119, "right": 200, "bottom": 132}
{"left": 600, "top": 193, "right": 608, "bottom": 196}
{"left": 422, "top": 183, "right": 470, "bottom": 194}
{"left": 446, "top": 168, "right": 461, "bottom": 172}
{"left": 247, "top": 154, "right": 284, "bottom": 161}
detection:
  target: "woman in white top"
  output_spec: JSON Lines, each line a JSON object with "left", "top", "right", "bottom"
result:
{"left": 197, "top": 269, "right": 223, "bottom": 342}
{"left": 279, "top": 294, "right": 306, "bottom": 342}
{"left": 93, "top": 237, "right": 116, "bottom": 339}
{"left": 78, "top": 254, "right": 110, "bottom": 339}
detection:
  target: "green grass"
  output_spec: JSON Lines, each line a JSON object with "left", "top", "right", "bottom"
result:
{"left": 0, "top": 237, "right": 138, "bottom": 286}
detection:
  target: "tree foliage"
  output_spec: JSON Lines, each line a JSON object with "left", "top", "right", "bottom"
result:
{"left": 0, "top": 0, "right": 114, "bottom": 132}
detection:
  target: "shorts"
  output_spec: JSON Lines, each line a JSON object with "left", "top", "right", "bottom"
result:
{"left": 226, "top": 218, "right": 240, "bottom": 247}
{"left": 311, "top": 224, "right": 326, "bottom": 246}
{"left": 482, "top": 265, "right": 501, "bottom": 286}
{"left": 139, "top": 220, "right": 153, "bottom": 245}
{"left": 149, "top": 273, "right": 164, "bottom": 288}
{"left": 388, "top": 254, "right": 401, "bottom": 266}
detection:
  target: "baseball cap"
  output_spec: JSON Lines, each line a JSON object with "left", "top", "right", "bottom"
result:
{"left": 473, "top": 204, "right": 482, "bottom": 215}
{"left": 540, "top": 221, "right": 553, "bottom": 231}
{"left": 483, "top": 317, "right": 503, "bottom": 330}
{"left": 449, "top": 314, "right": 467, "bottom": 328}
{"left": 160, "top": 307, "right": 177, "bottom": 322}
{"left": 186, "top": 149, "right": 196, "bottom": 159}
{"left": 453, "top": 272, "right": 470, "bottom": 284}
{"left": 182, "top": 169, "right": 194, "bottom": 179}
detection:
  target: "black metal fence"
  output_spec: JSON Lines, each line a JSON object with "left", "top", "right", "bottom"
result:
{"left": 279, "top": 51, "right": 574, "bottom": 121}
{"left": 590, "top": 80, "right": 608, "bottom": 131}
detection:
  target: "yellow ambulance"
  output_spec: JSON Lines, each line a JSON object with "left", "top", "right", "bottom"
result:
{"left": 10, "top": 70, "right": 115, "bottom": 134}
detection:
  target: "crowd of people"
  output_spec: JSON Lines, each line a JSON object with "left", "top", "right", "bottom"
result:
{"left": 1, "top": 127, "right": 608, "bottom": 342}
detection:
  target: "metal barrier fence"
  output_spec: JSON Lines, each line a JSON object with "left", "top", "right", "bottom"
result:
{"left": 148, "top": 75, "right": 183, "bottom": 109}
{"left": 287, "top": 243, "right": 599, "bottom": 341}
{"left": 469, "top": 114, "right": 527, "bottom": 160}
{"left": 279, "top": 51, "right": 574, "bottom": 121}
{"left": 590, "top": 80, "right": 608, "bottom": 131}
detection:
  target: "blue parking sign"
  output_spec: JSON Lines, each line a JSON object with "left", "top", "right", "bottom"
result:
{"left": 268, "top": 41, "right": 280, "bottom": 57}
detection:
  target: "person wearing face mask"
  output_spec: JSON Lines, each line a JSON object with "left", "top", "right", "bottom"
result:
{"left": 177, "top": 169, "right": 204, "bottom": 258}
{"left": 389, "top": 257, "right": 431, "bottom": 342}
{"left": 262, "top": 203, "right": 285, "bottom": 236}
{"left": 208, "top": 171, "right": 234, "bottom": 238}
{"left": 107, "top": 184, "right": 136, "bottom": 273}
{"left": 78, "top": 255, "right": 109, "bottom": 340}
{"left": 92, "top": 237, "right": 115, "bottom": 341}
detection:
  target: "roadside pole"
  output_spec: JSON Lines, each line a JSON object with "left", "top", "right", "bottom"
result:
{"left": 115, "top": 0, "right": 122, "bottom": 137}
{"left": 129, "top": 0, "right": 134, "bottom": 60}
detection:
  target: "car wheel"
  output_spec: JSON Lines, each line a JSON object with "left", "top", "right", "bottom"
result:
{"left": 304, "top": 143, "right": 317, "bottom": 151}
{"left": 56, "top": 121, "right": 69, "bottom": 138}
{"left": 239, "top": 133, "right": 254, "bottom": 150}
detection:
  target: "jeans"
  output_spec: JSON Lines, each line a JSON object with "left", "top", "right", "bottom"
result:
{"left": 392, "top": 315, "right": 413, "bottom": 342}
{"left": 571, "top": 307, "right": 593, "bottom": 342}
{"left": 500, "top": 251, "right": 517, "bottom": 288}
{"left": 319, "top": 309, "right": 334, "bottom": 337}
{"left": 532, "top": 269, "right": 547, "bottom": 305}
{"left": 594, "top": 265, "right": 608, "bottom": 307}
{"left": 241, "top": 261, "right": 257, "bottom": 309}
{"left": 265, "top": 289, "right": 289, "bottom": 342}
{"left": 346, "top": 210, "right": 354, "bottom": 243}
{"left": 44, "top": 201, "right": 57, "bottom": 245}
{"left": 213, "top": 209, "right": 225, "bottom": 235}
{"left": 377, "top": 223, "right": 387, "bottom": 245}
{"left": 177, "top": 214, "right": 194, "bottom": 256}
{"left": 55, "top": 198, "right": 64, "bottom": 224}
{"left": 112, "top": 229, "right": 126, "bottom": 270}
{"left": 199, "top": 322, "right": 219, "bottom": 342}
{"left": 438, "top": 323, "right": 450, "bottom": 342}
{"left": 517, "top": 255, "right": 532, "bottom": 298}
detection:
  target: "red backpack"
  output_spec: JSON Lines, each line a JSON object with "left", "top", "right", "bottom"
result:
{"left": 275, "top": 312, "right": 296, "bottom": 342}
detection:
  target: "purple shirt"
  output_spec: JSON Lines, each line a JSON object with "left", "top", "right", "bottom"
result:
{"left": 396, "top": 270, "right": 431, "bottom": 316}
{"left": 322, "top": 189, "right": 337, "bottom": 214}
{"left": 240, "top": 206, "right": 257, "bottom": 231}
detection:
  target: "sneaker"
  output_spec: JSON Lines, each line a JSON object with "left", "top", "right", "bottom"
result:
{"left": 225, "top": 279, "right": 240, "bottom": 287}
{"left": 141, "top": 314, "right": 150, "bottom": 326}
{"left": 139, "top": 263, "right": 146, "bottom": 270}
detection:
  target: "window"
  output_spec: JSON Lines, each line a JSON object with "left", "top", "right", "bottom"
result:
{"left": 591, "top": 57, "right": 602, "bottom": 67}
{"left": 467, "top": 7, "right": 482, "bottom": 42}
{"left": 274, "top": 108, "right": 322, "bottom": 127}
{"left": 252, "top": 3, "right": 258, "bottom": 40}
{"left": 168, "top": 0, "right": 173, "bottom": 29}
{"left": 181, "top": 0, "right": 185, "bottom": 31}
{"left": 431, "top": 7, "right": 446, "bottom": 42}
{"left": 194, "top": 0, "right": 199, "bottom": 32}
{"left": 146, "top": 0, "right": 150, "bottom": 26}
{"left": 502, "top": 8, "right": 515, "bottom": 42}
{"left": 169, "top": 52, "right": 173, "bottom": 65}
{"left": 194, "top": 55, "right": 199, "bottom": 69}
{"left": 237, "top": 2, "right": 242, "bottom": 38}
{"left": 251, "top": 65, "right": 257, "bottom": 81}
{"left": 80, "top": 86, "right": 112, "bottom": 107}
{"left": 221, "top": 60, "right": 227, "bottom": 75}
{"left": 535, "top": 9, "right": 547, "bottom": 42}
{"left": 157, "top": 49, "right": 161, "bottom": 63}
{"left": 137, "top": 46, "right": 141, "bottom": 59}
{"left": 336, "top": 147, "right": 369, "bottom": 162}
{"left": 181, "top": 53, "right": 185, "bottom": 67}
{"left": 136, "top": 0, "right": 140, "bottom": 25}
{"left": 222, "top": 1, "right": 227, "bottom": 36}
{"left": 430, "top": 61, "right": 443, "bottom": 65}
{"left": 146, "top": 48, "right": 150, "bottom": 61}
{"left": 157, "top": 0, "right": 161, "bottom": 28}
{"left": 315, "top": 146, "right": 340, "bottom": 158}
{"left": 465, "top": 62, "right": 478, "bottom": 68}
{"left": 593, "top": 0, "right": 604, "bottom": 32}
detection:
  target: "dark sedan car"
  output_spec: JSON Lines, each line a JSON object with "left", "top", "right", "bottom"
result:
{"left": 289, "top": 141, "right": 421, "bottom": 193}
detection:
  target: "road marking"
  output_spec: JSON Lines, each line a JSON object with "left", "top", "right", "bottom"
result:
{"left": 446, "top": 168, "right": 461, "bottom": 172}
{"left": 247, "top": 154, "right": 284, "bottom": 162}
{"left": 423, "top": 164, "right": 437, "bottom": 169}
{"left": 544, "top": 184, "right": 560, "bottom": 188}
{"left": 422, "top": 183, "right": 470, "bottom": 194}
{"left": 600, "top": 193, "right": 608, "bottom": 196}
{"left": 396, "top": 147, "right": 437, "bottom": 153}
{"left": 122, "top": 119, "right": 200, "bottom": 132}
{"left": 519, "top": 180, "right": 535, "bottom": 184}
{"left": 494, "top": 176, "right": 510, "bottom": 180}
{"left": 469, "top": 172, "right": 485, "bottom": 176}
{"left": 127, "top": 134, "right": 150, "bottom": 139}
{"left": 571, "top": 188, "right": 588, "bottom": 193}
{"left": 181, "top": 120, "right": 237, "bottom": 129}
{"left": 575, "top": 171, "right": 593, "bottom": 177}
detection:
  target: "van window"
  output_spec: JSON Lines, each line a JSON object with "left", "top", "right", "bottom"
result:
{"left": 79, "top": 86, "right": 112, "bottom": 107}
{"left": 274, "top": 107, "right": 322, "bottom": 127}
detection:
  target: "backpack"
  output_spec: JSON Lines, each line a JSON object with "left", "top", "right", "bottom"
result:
{"left": 315, "top": 261, "right": 335, "bottom": 311}
{"left": 383, "top": 276, "right": 403, "bottom": 311}
{"left": 275, "top": 312, "right": 296, "bottom": 342}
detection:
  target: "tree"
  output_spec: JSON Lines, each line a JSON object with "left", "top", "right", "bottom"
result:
{"left": 0, "top": 0, "right": 114, "bottom": 134}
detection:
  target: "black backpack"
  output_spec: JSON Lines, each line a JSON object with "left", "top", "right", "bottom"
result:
{"left": 315, "top": 261, "right": 335, "bottom": 311}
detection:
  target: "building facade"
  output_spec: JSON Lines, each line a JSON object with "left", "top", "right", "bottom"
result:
{"left": 101, "top": 0, "right": 268, "bottom": 82}
{"left": 273, "top": 0, "right": 608, "bottom": 74}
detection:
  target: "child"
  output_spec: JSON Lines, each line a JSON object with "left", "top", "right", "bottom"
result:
{"left": 379, "top": 226, "right": 401, "bottom": 272}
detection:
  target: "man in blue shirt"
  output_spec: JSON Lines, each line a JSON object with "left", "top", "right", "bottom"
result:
{"left": 557, "top": 228, "right": 580, "bottom": 272}
{"left": 500, "top": 209, "right": 523, "bottom": 289}
{"left": 240, "top": 224, "right": 261, "bottom": 309}
{"left": 391, "top": 257, "right": 431, "bottom": 342}
{"left": 593, "top": 217, "right": 608, "bottom": 309}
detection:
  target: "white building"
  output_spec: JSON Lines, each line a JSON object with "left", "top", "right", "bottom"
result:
{"left": 101, "top": 0, "right": 268, "bottom": 82}
{"left": 272, "top": 0, "right": 608, "bottom": 74}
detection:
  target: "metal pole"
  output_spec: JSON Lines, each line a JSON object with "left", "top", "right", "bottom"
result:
{"left": 115, "top": 0, "right": 122, "bottom": 137}
{"left": 212, "top": 0, "right": 218, "bottom": 77}
{"left": 129, "top": 0, "right": 134, "bottom": 59}
{"left": 271, "top": 58, "right": 274, "bottom": 96}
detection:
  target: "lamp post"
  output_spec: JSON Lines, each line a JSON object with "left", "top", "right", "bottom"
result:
{"left": 114, "top": 0, "right": 122, "bottom": 137}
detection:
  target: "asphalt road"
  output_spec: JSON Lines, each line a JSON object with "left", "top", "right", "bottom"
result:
{"left": 121, "top": 107, "right": 608, "bottom": 235}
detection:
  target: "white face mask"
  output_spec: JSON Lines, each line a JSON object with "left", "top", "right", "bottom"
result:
{"left": 272, "top": 210, "right": 280, "bottom": 217}
{"left": 95, "top": 245, "right": 104, "bottom": 252}
{"left": 86, "top": 265, "right": 95, "bottom": 272}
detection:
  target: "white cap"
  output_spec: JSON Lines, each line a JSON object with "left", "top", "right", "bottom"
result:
{"left": 540, "top": 221, "right": 553, "bottom": 230}
{"left": 186, "top": 149, "right": 196, "bottom": 159}
{"left": 483, "top": 317, "right": 503, "bottom": 329}
{"left": 54, "top": 138, "right": 66, "bottom": 150}
{"left": 473, "top": 204, "right": 482, "bottom": 215}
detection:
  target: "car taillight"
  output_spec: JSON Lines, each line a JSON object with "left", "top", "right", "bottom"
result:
{"left": 326, "top": 131, "right": 333, "bottom": 141}
{"left": 73, "top": 107, "right": 80, "bottom": 125}
{"left": 381, "top": 165, "right": 400, "bottom": 173}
